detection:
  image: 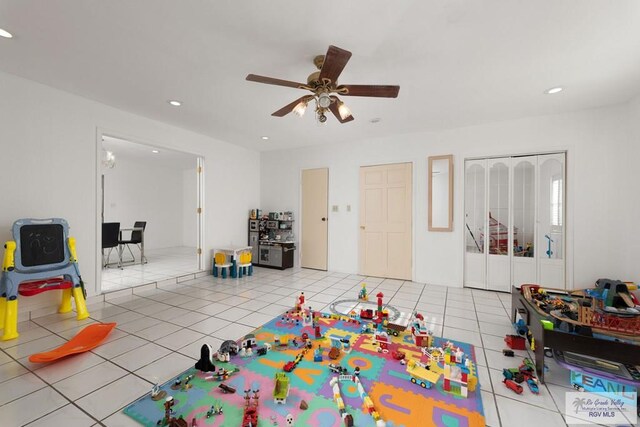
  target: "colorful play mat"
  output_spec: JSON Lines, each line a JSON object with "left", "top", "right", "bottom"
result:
{"left": 124, "top": 310, "right": 485, "bottom": 426}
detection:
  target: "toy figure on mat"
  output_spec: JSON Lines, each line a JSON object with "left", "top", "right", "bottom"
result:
{"left": 195, "top": 344, "right": 216, "bottom": 372}
{"left": 295, "top": 292, "right": 305, "bottom": 312}
{"left": 359, "top": 283, "right": 368, "bottom": 301}
{"left": 151, "top": 383, "right": 167, "bottom": 401}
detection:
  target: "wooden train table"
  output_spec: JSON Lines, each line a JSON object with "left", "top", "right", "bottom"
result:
{"left": 511, "top": 285, "right": 640, "bottom": 384}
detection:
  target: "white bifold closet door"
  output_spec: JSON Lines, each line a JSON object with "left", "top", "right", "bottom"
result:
{"left": 464, "top": 153, "right": 565, "bottom": 292}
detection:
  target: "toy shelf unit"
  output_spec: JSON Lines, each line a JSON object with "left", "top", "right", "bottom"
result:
{"left": 248, "top": 210, "right": 296, "bottom": 270}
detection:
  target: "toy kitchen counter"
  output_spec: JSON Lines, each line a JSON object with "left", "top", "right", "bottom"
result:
{"left": 254, "top": 241, "right": 296, "bottom": 270}
{"left": 511, "top": 284, "right": 640, "bottom": 385}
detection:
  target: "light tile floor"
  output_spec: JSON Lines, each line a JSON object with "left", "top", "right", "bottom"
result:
{"left": 0, "top": 267, "right": 605, "bottom": 426}
{"left": 101, "top": 246, "right": 200, "bottom": 292}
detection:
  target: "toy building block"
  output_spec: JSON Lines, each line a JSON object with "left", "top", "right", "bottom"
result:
{"left": 273, "top": 372, "right": 290, "bottom": 404}
{"left": 504, "top": 334, "right": 526, "bottom": 350}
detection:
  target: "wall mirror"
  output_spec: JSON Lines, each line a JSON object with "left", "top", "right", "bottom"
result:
{"left": 428, "top": 155, "right": 454, "bottom": 231}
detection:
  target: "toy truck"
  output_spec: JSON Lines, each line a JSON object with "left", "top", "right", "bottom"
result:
{"left": 406, "top": 359, "right": 440, "bottom": 389}
{"left": 386, "top": 322, "right": 407, "bottom": 337}
{"left": 503, "top": 379, "right": 523, "bottom": 394}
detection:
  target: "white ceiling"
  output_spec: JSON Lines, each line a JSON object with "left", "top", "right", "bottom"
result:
{"left": 1, "top": 1, "right": 639, "bottom": 152}
{"left": 102, "top": 135, "right": 196, "bottom": 170}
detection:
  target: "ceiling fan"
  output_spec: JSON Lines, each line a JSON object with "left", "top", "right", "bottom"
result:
{"left": 246, "top": 45, "right": 400, "bottom": 124}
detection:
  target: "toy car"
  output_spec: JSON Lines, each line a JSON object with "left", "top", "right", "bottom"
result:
{"left": 328, "top": 363, "right": 347, "bottom": 374}
{"left": 283, "top": 361, "right": 296, "bottom": 372}
{"left": 391, "top": 350, "right": 406, "bottom": 360}
{"left": 502, "top": 349, "right": 515, "bottom": 357}
{"left": 503, "top": 379, "right": 523, "bottom": 394}
{"left": 219, "top": 383, "right": 236, "bottom": 394}
{"left": 527, "top": 378, "right": 539, "bottom": 394}
{"left": 360, "top": 309, "right": 374, "bottom": 319}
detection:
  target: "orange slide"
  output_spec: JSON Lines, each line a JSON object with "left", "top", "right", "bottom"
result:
{"left": 29, "top": 323, "right": 117, "bottom": 363}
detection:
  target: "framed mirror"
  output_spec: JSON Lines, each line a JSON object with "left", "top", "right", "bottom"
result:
{"left": 428, "top": 155, "right": 454, "bottom": 231}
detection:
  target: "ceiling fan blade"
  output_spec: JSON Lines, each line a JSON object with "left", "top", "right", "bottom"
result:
{"left": 339, "top": 84, "right": 400, "bottom": 98}
{"left": 246, "top": 74, "right": 306, "bottom": 89}
{"left": 318, "top": 45, "right": 352, "bottom": 83}
{"left": 271, "top": 95, "right": 314, "bottom": 117}
{"left": 328, "top": 96, "right": 354, "bottom": 124}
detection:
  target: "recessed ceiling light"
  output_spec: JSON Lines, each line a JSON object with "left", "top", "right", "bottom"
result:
{"left": 261, "top": 136, "right": 269, "bottom": 140}
{"left": 151, "top": 150, "right": 159, "bottom": 154}
{"left": 0, "top": 28, "right": 13, "bottom": 39}
{"left": 545, "top": 87, "right": 563, "bottom": 94}
{"left": 370, "top": 118, "right": 382, "bottom": 124}
{"left": 168, "top": 100, "right": 182, "bottom": 106}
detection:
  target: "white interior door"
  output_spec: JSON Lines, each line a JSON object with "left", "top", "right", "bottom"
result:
{"left": 537, "top": 153, "right": 565, "bottom": 288}
{"left": 487, "top": 158, "right": 511, "bottom": 292}
{"left": 511, "top": 156, "right": 537, "bottom": 287}
{"left": 464, "top": 153, "right": 566, "bottom": 292}
{"left": 301, "top": 168, "right": 328, "bottom": 270}
{"left": 359, "top": 163, "right": 412, "bottom": 280}
{"left": 464, "top": 160, "right": 487, "bottom": 288}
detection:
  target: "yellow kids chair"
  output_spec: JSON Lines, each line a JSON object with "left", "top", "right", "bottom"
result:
{"left": 237, "top": 251, "right": 253, "bottom": 278}
{"left": 213, "top": 252, "right": 232, "bottom": 278}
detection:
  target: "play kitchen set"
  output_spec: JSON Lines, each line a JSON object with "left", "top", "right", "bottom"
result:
{"left": 248, "top": 210, "right": 295, "bottom": 270}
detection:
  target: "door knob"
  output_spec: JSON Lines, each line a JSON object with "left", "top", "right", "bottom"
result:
{"left": 360, "top": 225, "right": 365, "bottom": 229}
{"left": 321, "top": 217, "right": 326, "bottom": 222}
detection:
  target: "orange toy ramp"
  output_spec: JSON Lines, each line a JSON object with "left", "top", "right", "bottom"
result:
{"left": 29, "top": 323, "right": 117, "bottom": 363}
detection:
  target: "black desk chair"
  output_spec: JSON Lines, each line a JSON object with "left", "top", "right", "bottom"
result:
{"left": 102, "top": 222, "right": 121, "bottom": 268}
{"left": 119, "top": 221, "right": 146, "bottom": 263}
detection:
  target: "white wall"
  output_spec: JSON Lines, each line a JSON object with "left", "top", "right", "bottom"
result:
{"left": 261, "top": 100, "right": 639, "bottom": 289}
{"left": 0, "top": 70, "right": 260, "bottom": 314}
{"left": 182, "top": 168, "right": 198, "bottom": 247}
{"left": 103, "top": 157, "right": 189, "bottom": 250}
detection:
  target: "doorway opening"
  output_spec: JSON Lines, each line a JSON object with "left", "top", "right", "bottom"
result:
{"left": 98, "top": 134, "right": 204, "bottom": 293}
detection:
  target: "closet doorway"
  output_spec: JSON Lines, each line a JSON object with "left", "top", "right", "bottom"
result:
{"left": 359, "top": 162, "right": 413, "bottom": 280}
{"left": 464, "top": 153, "right": 565, "bottom": 292}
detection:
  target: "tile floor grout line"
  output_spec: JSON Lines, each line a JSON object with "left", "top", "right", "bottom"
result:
{"left": 471, "top": 289, "right": 502, "bottom": 427}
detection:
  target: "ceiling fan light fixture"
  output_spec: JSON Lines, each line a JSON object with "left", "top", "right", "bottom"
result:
{"left": 292, "top": 100, "right": 308, "bottom": 117}
{"left": 337, "top": 101, "right": 352, "bottom": 120}
{"left": 0, "top": 28, "right": 13, "bottom": 38}
{"left": 317, "top": 93, "right": 332, "bottom": 109}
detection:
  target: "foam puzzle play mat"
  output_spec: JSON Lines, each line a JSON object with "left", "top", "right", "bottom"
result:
{"left": 124, "top": 291, "right": 485, "bottom": 426}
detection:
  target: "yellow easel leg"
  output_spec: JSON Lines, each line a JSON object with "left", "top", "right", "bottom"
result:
{"left": 59, "top": 288, "right": 73, "bottom": 313}
{"left": 0, "top": 296, "right": 6, "bottom": 330}
{"left": 72, "top": 287, "right": 89, "bottom": 320}
{"left": 2, "top": 299, "right": 19, "bottom": 341}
